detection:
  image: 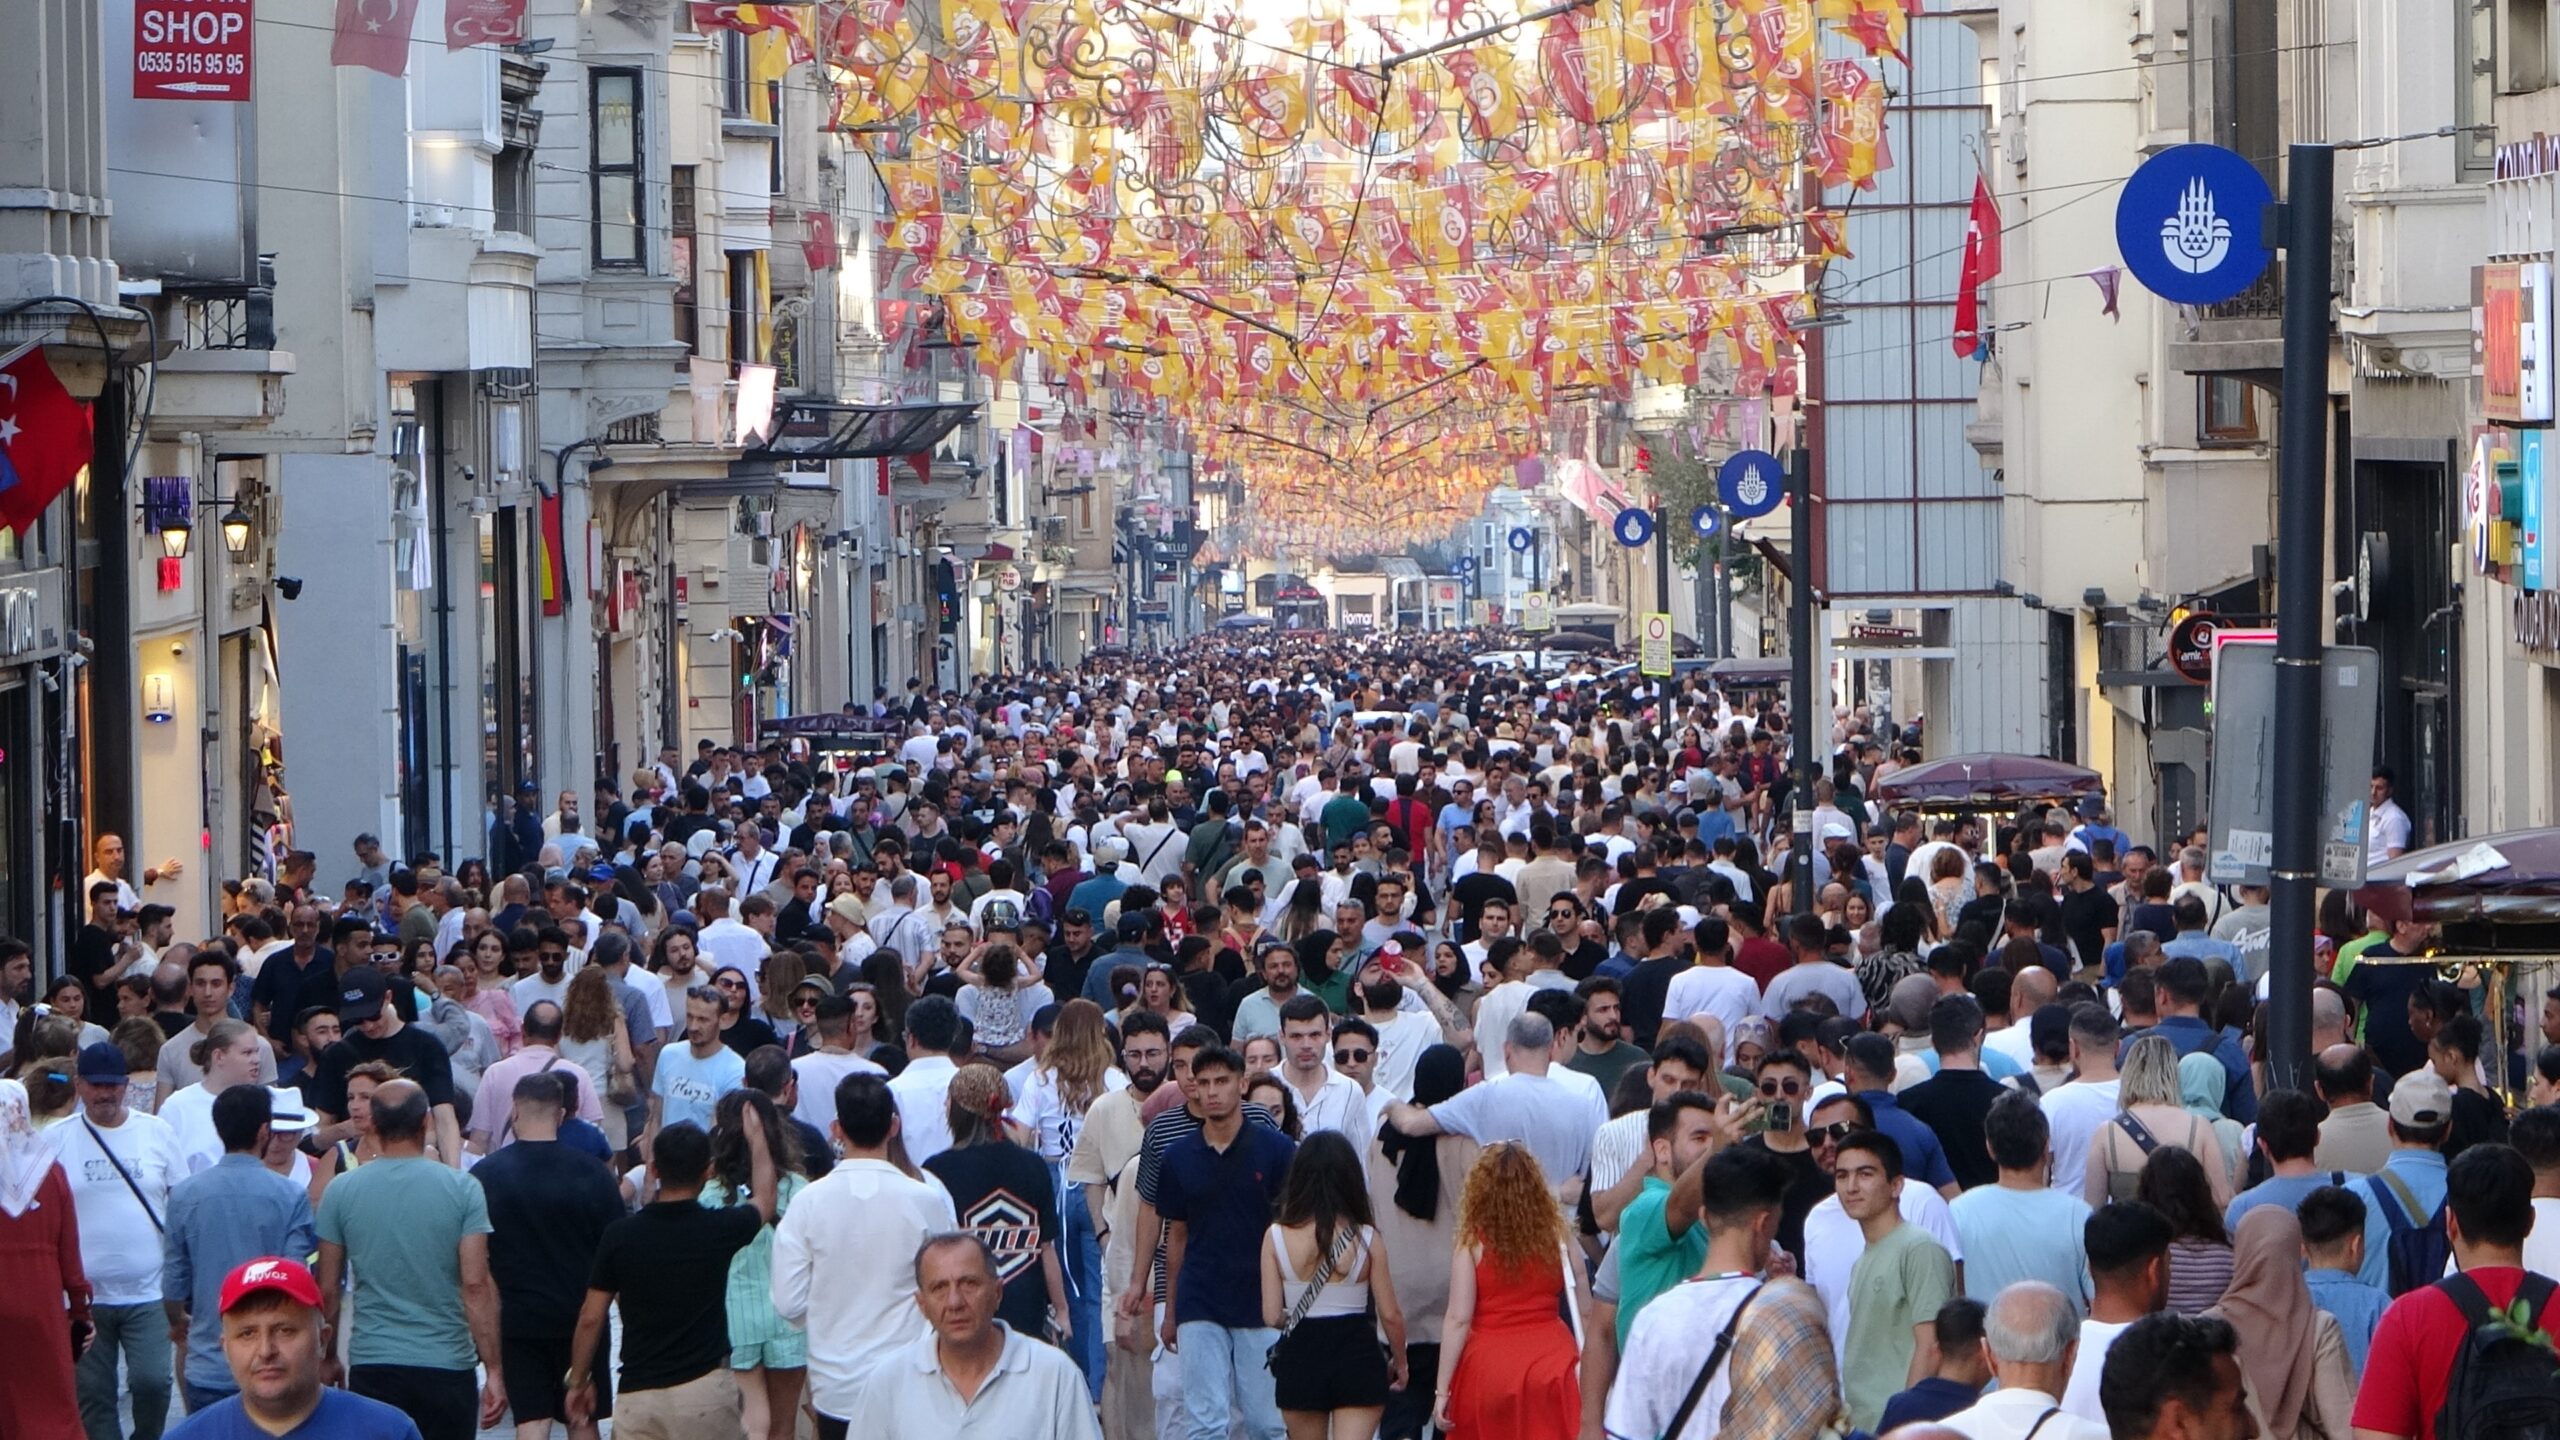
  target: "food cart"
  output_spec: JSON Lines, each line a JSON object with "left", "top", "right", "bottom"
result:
{"left": 2352, "top": 827, "right": 2560, "bottom": 1102}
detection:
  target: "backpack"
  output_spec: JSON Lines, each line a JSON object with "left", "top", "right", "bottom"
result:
{"left": 2436, "top": 1271, "right": 2560, "bottom": 1440}
{"left": 2370, "top": 1168, "right": 2454, "bottom": 1297}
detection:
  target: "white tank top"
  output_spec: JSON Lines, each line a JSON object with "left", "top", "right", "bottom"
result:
{"left": 1271, "top": 1224, "right": 1374, "bottom": 1320}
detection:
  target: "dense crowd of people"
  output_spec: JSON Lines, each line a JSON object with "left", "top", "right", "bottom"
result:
{"left": 0, "top": 626, "right": 2550, "bottom": 1440}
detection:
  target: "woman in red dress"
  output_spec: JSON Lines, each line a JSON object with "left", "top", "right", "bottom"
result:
{"left": 1429, "top": 1142, "right": 1588, "bottom": 1439}
{"left": 0, "top": 1077, "right": 91, "bottom": 1440}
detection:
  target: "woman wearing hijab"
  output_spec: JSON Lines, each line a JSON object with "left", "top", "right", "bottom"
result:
{"left": 1367, "top": 1045, "right": 1479, "bottom": 1440}
{"left": 2205, "top": 1207, "right": 2356, "bottom": 1440}
{"left": 2178, "top": 1051, "right": 2250, "bottom": 1180}
{"left": 0, "top": 1077, "right": 90, "bottom": 1439}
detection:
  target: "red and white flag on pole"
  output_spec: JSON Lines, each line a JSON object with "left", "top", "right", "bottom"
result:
{"left": 1952, "top": 174, "right": 2003, "bottom": 358}
{"left": 333, "top": 0, "right": 422, "bottom": 74}
{"left": 0, "top": 345, "right": 94, "bottom": 535}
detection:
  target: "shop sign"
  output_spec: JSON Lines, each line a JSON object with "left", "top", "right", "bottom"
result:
{"left": 134, "top": 0, "right": 253, "bottom": 102}
{"left": 0, "top": 571, "right": 64, "bottom": 661}
{"left": 2517, "top": 586, "right": 2560, "bottom": 660}
{"left": 2479, "top": 262, "right": 2555, "bottom": 426}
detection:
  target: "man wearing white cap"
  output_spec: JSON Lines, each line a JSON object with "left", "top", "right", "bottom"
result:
{"left": 163, "top": 1082, "right": 319, "bottom": 1414}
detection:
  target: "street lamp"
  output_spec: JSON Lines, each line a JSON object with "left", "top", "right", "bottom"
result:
{"left": 218, "top": 504, "right": 253, "bottom": 560}
{"left": 158, "top": 514, "right": 192, "bottom": 560}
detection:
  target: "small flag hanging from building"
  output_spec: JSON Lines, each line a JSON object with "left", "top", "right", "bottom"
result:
{"left": 537, "top": 491, "right": 567, "bottom": 616}
{"left": 0, "top": 344, "right": 94, "bottom": 535}
{"left": 332, "top": 0, "right": 423, "bottom": 76}
{"left": 445, "top": 0, "right": 527, "bottom": 48}
{"left": 1952, "top": 174, "right": 2003, "bottom": 358}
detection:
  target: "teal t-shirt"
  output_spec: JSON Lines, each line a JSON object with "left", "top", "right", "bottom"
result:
{"left": 316, "top": 1155, "right": 493, "bottom": 1370}
{"left": 1614, "top": 1175, "right": 1709, "bottom": 1347}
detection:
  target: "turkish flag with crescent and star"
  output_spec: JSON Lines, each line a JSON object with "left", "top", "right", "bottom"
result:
{"left": 1952, "top": 174, "right": 2003, "bottom": 358}
{"left": 0, "top": 346, "right": 94, "bottom": 535}
{"left": 333, "top": 0, "right": 423, "bottom": 76}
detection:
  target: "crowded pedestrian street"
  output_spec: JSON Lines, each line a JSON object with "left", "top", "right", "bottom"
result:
{"left": 12, "top": 0, "right": 2560, "bottom": 1438}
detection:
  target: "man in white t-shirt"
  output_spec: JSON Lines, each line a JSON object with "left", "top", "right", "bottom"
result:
{"left": 2366, "top": 768, "right": 2412, "bottom": 866}
{"left": 54, "top": 1040, "right": 186, "bottom": 1436}
{"left": 790, "top": 992, "right": 888, "bottom": 1132}
{"left": 508, "top": 929, "right": 577, "bottom": 1015}
{"left": 2058, "top": 1200, "right": 2175, "bottom": 1423}
{"left": 2039, "top": 1005, "right": 2124, "bottom": 1196}
{"left": 1661, "top": 926, "right": 1763, "bottom": 1056}
{"left": 1940, "top": 1282, "right": 2112, "bottom": 1440}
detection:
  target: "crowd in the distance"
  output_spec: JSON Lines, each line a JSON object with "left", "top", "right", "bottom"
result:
{"left": 0, "top": 628, "right": 2546, "bottom": 1440}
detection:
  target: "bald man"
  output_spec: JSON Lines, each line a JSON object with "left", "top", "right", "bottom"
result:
{"left": 1984, "top": 967, "right": 2057, "bottom": 1071}
{"left": 2312, "top": 1042, "right": 2391, "bottom": 1175}
{"left": 1938, "top": 1282, "right": 2111, "bottom": 1440}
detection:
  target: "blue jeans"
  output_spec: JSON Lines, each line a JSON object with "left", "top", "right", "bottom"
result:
{"left": 1055, "top": 1163, "right": 1105, "bottom": 1402}
{"left": 1176, "top": 1320, "right": 1284, "bottom": 1440}
{"left": 182, "top": 1382, "right": 235, "bottom": 1415}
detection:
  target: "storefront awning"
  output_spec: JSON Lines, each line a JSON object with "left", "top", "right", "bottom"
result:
{"left": 747, "top": 400, "right": 979, "bottom": 460}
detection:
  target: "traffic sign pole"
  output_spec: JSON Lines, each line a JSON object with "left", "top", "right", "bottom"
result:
{"left": 1789, "top": 443, "right": 1818, "bottom": 922}
{"left": 2265, "top": 144, "right": 2334, "bottom": 1098}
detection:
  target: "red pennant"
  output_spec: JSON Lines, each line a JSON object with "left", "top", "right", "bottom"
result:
{"left": 801, "top": 212, "right": 840, "bottom": 271}
{"left": 332, "top": 0, "right": 423, "bottom": 75}
{"left": 0, "top": 345, "right": 94, "bottom": 535}
{"left": 445, "top": 0, "right": 527, "bottom": 48}
{"left": 537, "top": 492, "right": 567, "bottom": 616}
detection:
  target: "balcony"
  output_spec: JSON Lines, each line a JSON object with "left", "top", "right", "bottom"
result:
{"left": 2165, "top": 262, "right": 2285, "bottom": 383}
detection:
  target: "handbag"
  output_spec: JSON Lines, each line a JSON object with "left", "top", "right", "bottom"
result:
{"left": 604, "top": 1019, "right": 640, "bottom": 1107}
{"left": 1265, "top": 1222, "right": 1363, "bottom": 1373}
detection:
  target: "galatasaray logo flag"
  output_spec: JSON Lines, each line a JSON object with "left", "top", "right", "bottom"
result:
{"left": 0, "top": 345, "right": 93, "bottom": 535}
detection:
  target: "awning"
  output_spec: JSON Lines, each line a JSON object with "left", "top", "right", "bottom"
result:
{"left": 747, "top": 400, "right": 979, "bottom": 460}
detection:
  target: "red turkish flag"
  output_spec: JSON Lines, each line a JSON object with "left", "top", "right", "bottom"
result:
{"left": 446, "top": 0, "right": 528, "bottom": 48}
{"left": 1951, "top": 174, "right": 2001, "bottom": 358}
{"left": 801, "top": 212, "right": 840, "bottom": 272}
{"left": 0, "top": 345, "right": 94, "bottom": 535}
{"left": 333, "top": 0, "right": 422, "bottom": 75}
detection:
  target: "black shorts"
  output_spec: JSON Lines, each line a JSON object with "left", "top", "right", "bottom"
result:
{"left": 500, "top": 1335, "right": 615, "bottom": 1423}
{"left": 1271, "top": 1314, "right": 1391, "bottom": 1413}
{"left": 348, "top": 1365, "right": 479, "bottom": 1440}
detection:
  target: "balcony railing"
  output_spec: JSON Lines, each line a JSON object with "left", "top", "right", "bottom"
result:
{"left": 2201, "top": 261, "right": 2284, "bottom": 320}
{"left": 173, "top": 284, "right": 276, "bottom": 351}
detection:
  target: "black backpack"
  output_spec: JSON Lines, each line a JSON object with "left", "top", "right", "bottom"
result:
{"left": 2437, "top": 1271, "right": 2560, "bottom": 1440}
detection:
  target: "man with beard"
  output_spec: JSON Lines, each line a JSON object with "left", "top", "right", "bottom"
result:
{"left": 1066, "top": 1014, "right": 1170, "bottom": 1435}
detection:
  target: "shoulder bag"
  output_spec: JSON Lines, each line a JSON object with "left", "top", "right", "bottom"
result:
{"left": 82, "top": 1118, "right": 164, "bottom": 1233}
{"left": 1662, "top": 1280, "right": 1763, "bottom": 1439}
{"left": 1264, "top": 1221, "right": 1363, "bottom": 1372}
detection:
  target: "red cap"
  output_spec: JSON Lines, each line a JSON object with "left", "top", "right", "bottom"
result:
{"left": 218, "top": 1257, "right": 323, "bottom": 1314}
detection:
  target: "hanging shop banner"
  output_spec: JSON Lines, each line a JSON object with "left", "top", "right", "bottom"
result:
{"left": 135, "top": 0, "right": 253, "bottom": 100}
{"left": 2481, "top": 262, "right": 2556, "bottom": 426}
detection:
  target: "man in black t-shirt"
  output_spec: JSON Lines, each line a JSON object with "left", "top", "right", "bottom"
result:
{"left": 310, "top": 969, "right": 461, "bottom": 1164}
{"left": 565, "top": 1118, "right": 774, "bottom": 1433}
{"left": 2056, "top": 852, "right": 2119, "bottom": 975}
{"left": 475, "top": 1072, "right": 628, "bottom": 1435}
{"left": 1897, "top": 996, "right": 2007, "bottom": 1191}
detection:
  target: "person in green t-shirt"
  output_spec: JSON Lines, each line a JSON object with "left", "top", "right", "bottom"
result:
{"left": 1837, "top": 1128, "right": 1958, "bottom": 1432}
{"left": 1609, "top": 1089, "right": 1729, "bottom": 1347}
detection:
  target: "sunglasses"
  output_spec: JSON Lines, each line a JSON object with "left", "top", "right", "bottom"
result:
{"left": 793, "top": 996, "right": 819, "bottom": 1009}
{"left": 1812, "top": 1121, "right": 1857, "bottom": 1144}
{"left": 1758, "top": 1077, "right": 1805, "bottom": 1097}
{"left": 714, "top": 977, "right": 746, "bottom": 990}
{"left": 1334, "top": 1048, "right": 1373, "bottom": 1065}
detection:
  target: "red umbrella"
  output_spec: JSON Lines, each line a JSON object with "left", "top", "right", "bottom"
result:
{"left": 1871, "top": 753, "right": 2104, "bottom": 809}
{"left": 2350, "top": 827, "right": 2560, "bottom": 928}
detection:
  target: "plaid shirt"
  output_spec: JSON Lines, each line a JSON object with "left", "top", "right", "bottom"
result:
{"left": 1725, "top": 1279, "right": 1844, "bottom": 1440}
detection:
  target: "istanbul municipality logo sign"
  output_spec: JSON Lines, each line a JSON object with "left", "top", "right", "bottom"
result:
{"left": 2116, "top": 146, "right": 2274, "bottom": 306}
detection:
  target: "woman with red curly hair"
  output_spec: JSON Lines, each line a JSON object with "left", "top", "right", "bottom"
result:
{"left": 1429, "top": 1142, "right": 1589, "bottom": 1437}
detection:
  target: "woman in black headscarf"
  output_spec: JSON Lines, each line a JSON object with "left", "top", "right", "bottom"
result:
{"left": 1366, "top": 1044, "right": 1477, "bottom": 1440}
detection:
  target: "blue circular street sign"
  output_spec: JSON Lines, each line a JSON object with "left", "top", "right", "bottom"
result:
{"left": 2114, "top": 144, "right": 2274, "bottom": 306}
{"left": 1454, "top": 555, "right": 1477, "bottom": 574}
{"left": 1691, "top": 505, "right": 1722, "bottom": 537}
{"left": 1718, "top": 450, "right": 1785, "bottom": 519}
{"left": 1612, "top": 508, "right": 1656, "bottom": 548}
{"left": 1507, "top": 526, "right": 1535, "bottom": 552}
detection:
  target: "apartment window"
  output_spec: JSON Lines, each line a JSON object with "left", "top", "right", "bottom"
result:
{"left": 2200, "top": 376, "right": 2262, "bottom": 445}
{"left": 2509, "top": 0, "right": 2550, "bottom": 91}
{"left": 728, "top": 251, "right": 760, "bottom": 366}
{"left": 2462, "top": 0, "right": 2498, "bottom": 177}
{"left": 591, "top": 70, "right": 643, "bottom": 268}
{"left": 494, "top": 145, "right": 533, "bottom": 236}
{"left": 672, "top": 167, "right": 698, "bottom": 352}
{"left": 768, "top": 81, "right": 786, "bottom": 193}
{"left": 722, "top": 32, "right": 751, "bottom": 118}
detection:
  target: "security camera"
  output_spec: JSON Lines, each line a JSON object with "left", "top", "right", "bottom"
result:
{"left": 460, "top": 466, "right": 478, "bottom": 484}
{"left": 275, "top": 576, "right": 305, "bottom": 601}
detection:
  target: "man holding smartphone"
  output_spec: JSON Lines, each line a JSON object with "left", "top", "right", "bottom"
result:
{"left": 1738, "top": 1049, "right": 1830, "bottom": 1269}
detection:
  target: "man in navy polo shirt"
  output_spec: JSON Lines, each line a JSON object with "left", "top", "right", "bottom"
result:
{"left": 1155, "top": 1043, "right": 1297, "bottom": 1440}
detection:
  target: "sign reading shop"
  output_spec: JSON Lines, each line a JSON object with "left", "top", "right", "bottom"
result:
{"left": 2480, "top": 262, "right": 2556, "bottom": 426}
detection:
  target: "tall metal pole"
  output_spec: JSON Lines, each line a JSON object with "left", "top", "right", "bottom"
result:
{"left": 1654, "top": 502, "right": 1672, "bottom": 618}
{"left": 2265, "top": 143, "right": 2334, "bottom": 1098}
{"left": 1788, "top": 443, "right": 1818, "bottom": 920}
